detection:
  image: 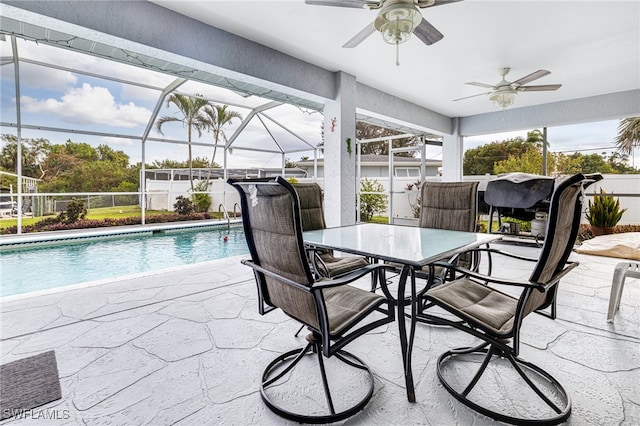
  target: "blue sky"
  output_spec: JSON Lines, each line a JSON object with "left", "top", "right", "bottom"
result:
{"left": 1, "top": 37, "right": 636, "bottom": 170}
{"left": 0, "top": 38, "right": 323, "bottom": 169}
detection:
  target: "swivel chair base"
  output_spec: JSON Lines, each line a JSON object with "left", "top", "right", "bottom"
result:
{"left": 436, "top": 343, "right": 571, "bottom": 426}
{"left": 261, "top": 335, "right": 374, "bottom": 424}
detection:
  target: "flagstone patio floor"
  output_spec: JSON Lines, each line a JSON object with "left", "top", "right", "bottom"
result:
{"left": 1, "top": 242, "right": 638, "bottom": 425}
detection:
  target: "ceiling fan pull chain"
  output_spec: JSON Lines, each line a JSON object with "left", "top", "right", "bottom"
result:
{"left": 395, "top": 14, "right": 401, "bottom": 66}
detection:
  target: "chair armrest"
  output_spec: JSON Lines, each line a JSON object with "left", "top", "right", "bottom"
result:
{"left": 311, "top": 263, "right": 391, "bottom": 289}
{"left": 241, "top": 259, "right": 313, "bottom": 293}
{"left": 432, "top": 260, "right": 545, "bottom": 291}
{"left": 242, "top": 259, "right": 395, "bottom": 298}
{"left": 468, "top": 247, "right": 540, "bottom": 263}
{"left": 305, "top": 247, "right": 331, "bottom": 277}
{"left": 432, "top": 258, "right": 580, "bottom": 292}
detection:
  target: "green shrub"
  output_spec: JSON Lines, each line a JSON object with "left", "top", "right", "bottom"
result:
{"left": 586, "top": 189, "right": 627, "bottom": 228}
{"left": 59, "top": 198, "right": 87, "bottom": 224}
{"left": 502, "top": 217, "right": 531, "bottom": 233}
{"left": 174, "top": 196, "right": 195, "bottom": 215}
{"left": 192, "top": 181, "right": 212, "bottom": 213}
{"left": 360, "top": 178, "right": 387, "bottom": 222}
{"left": 0, "top": 212, "right": 213, "bottom": 234}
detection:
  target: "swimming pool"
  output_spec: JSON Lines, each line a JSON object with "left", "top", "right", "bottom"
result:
{"left": 0, "top": 226, "right": 248, "bottom": 298}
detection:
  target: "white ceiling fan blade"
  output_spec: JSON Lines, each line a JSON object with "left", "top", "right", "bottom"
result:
{"left": 305, "top": 0, "right": 374, "bottom": 8}
{"left": 343, "top": 22, "right": 376, "bottom": 48}
{"left": 413, "top": 18, "right": 444, "bottom": 45}
{"left": 512, "top": 69, "right": 550, "bottom": 86}
{"left": 519, "top": 84, "right": 562, "bottom": 91}
{"left": 465, "top": 81, "right": 496, "bottom": 89}
{"left": 452, "top": 92, "right": 492, "bottom": 102}
{"left": 430, "top": 0, "right": 465, "bottom": 7}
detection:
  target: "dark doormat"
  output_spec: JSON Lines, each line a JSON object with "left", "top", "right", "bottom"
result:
{"left": 0, "top": 350, "right": 62, "bottom": 420}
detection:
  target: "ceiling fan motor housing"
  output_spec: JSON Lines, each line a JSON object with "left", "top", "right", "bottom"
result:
{"left": 374, "top": 0, "right": 423, "bottom": 44}
{"left": 416, "top": 0, "right": 437, "bottom": 7}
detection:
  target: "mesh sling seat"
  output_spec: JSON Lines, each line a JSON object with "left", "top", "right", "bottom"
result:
{"left": 416, "top": 181, "right": 482, "bottom": 311}
{"left": 228, "top": 177, "right": 395, "bottom": 424}
{"left": 419, "top": 173, "right": 599, "bottom": 425}
{"left": 294, "top": 183, "right": 369, "bottom": 278}
{"left": 417, "top": 181, "right": 481, "bottom": 277}
{"left": 379, "top": 182, "right": 481, "bottom": 302}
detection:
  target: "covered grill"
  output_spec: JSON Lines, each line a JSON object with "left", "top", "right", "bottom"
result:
{"left": 485, "top": 173, "right": 555, "bottom": 233}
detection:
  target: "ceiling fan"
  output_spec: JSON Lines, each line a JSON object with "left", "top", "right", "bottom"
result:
{"left": 305, "top": 0, "right": 462, "bottom": 65}
{"left": 453, "top": 68, "right": 562, "bottom": 109}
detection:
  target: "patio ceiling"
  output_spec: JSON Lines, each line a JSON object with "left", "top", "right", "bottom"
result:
{"left": 1, "top": 0, "right": 638, "bottom": 139}
{"left": 151, "top": 0, "right": 640, "bottom": 119}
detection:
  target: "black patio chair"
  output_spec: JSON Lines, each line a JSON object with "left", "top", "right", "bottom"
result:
{"left": 415, "top": 181, "right": 483, "bottom": 311}
{"left": 378, "top": 181, "right": 482, "bottom": 302}
{"left": 294, "top": 183, "right": 369, "bottom": 279}
{"left": 228, "top": 176, "right": 395, "bottom": 424}
{"left": 418, "top": 173, "right": 600, "bottom": 425}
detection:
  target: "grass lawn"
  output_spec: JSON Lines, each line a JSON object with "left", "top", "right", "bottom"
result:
{"left": 369, "top": 216, "right": 389, "bottom": 224}
{"left": 0, "top": 205, "right": 174, "bottom": 230}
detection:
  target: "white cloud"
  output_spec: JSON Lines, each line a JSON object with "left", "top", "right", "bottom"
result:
{"left": 21, "top": 83, "right": 152, "bottom": 128}
{"left": 99, "top": 136, "right": 135, "bottom": 146}
{"left": 15, "top": 39, "right": 171, "bottom": 101}
{"left": 0, "top": 61, "right": 78, "bottom": 91}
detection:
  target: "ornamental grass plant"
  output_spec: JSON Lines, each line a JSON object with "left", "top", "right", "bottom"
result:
{"left": 585, "top": 189, "right": 627, "bottom": 235}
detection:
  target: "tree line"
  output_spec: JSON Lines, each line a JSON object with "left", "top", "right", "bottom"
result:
{"left": 2, "top": 104, "right": 638, "bottom": 193}
{"left": 0, "top": 94, "right": 243, "bottom": 193}
{"left": 0, "top": 135, "right": 226, "bottom": 193}
{"left": 463, "top": 130, "right": 638, "bottom": 176}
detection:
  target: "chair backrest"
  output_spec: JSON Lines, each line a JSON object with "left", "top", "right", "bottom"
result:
{"left": 228, "top": 177, "right": 320, "bottom": 328}
{"left": 293, "top": 183, "right": 326, "bottom": 232}
{"left": 525, "top": 173, "right": 599, "bottom": 315}
{"left": 419, "top": 181, "right": 479, "bottom": 231}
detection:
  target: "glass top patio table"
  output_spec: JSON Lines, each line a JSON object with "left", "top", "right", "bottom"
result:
{"left": 303, "top": 222, "right": 500, "bottom": 403}
{"left": 303, "top": 223, "right": 497, "bottom": 268}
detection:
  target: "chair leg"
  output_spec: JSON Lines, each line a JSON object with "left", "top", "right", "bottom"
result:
{"left": 436, "top": 343, "right": 571, "bottom": 425}
{"left": 260, "top": 337, "right": 375, "bottom": 424}
{"left": 293, "top": 324, "right": 306, "bottom": 337}
{"left": 315, "top": 343, "right": 336, "bottom": 416}
{"left": 608, "top": 265, "right": 627, "bottom": 322}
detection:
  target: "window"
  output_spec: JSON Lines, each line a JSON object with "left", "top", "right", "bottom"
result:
{"left": 395, "top": 167, "right": 420, "bottom": 177}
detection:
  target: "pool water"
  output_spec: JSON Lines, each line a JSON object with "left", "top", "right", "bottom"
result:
{"left": 0, "top": 226, "right": 249, "bottom": 298}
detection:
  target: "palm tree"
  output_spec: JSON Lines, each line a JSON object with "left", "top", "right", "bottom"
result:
{"left": 202, "top": 104, "right": 243, "bottom": 168}
{"left": 155, "top": 94, "right": 209, "bottom": 189}
{"left": 615, "top": 116, "right": 640, "bottom": 155}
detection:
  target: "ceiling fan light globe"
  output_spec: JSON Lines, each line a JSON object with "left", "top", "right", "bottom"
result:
{"left": 489, "top": 92, "right": 516, "bottom": 109}
{"left": 374, "top": 3, "right": 421, "bottom": 45}
{"left": 381, "top": 22, "right": 413, "bottom": 44}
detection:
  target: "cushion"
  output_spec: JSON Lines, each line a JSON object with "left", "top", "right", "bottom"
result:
{"left": 323, "top": 285, "right": 386, "bottom": 336}
{"left": 426, "top": 278, "right": 518, "bottom": 336}
{"left": 574, "top": 232, "right": 640, "bottom": 260}
{"left": 317, "top": 252, "right": 369, "bottom": 278}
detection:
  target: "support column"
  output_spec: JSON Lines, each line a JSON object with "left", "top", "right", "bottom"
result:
{"left": 442, "top": 117, "right": 464, "bottom": 182}
{"left": 323, "top": 72, "right": 357, "bottom": 227}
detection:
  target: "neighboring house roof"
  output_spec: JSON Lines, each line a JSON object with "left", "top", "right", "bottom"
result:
{"left": 297, "top": 155, "right": 441, "bottom": 167}
{"left": 144, "top": 167, "right": 308, "bottom": 180}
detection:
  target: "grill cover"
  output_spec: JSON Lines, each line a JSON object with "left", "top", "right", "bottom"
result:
{"left": 485, "top": 173, "right": 555, "bottom": 222}
{"left": 485, "top": 173, "right": 555, "bottom": 209}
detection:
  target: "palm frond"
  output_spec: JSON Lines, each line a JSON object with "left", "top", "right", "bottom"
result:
{"left": 155, "top": 115, "right": 181, "bottom": 135}
{"left": 615, "top": 116, "right": 640, "bottom": 155}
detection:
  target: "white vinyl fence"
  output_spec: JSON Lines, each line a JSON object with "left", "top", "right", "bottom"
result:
{"left": 294, "top": 174, "right": 640, "bottom": 225}
{"left": 144, "top": 174, "right": 639, "bottom": 225}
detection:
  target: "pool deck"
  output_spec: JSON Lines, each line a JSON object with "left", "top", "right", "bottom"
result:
{"left": 0, "top": 242, "right": 638, "bottom": 425}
